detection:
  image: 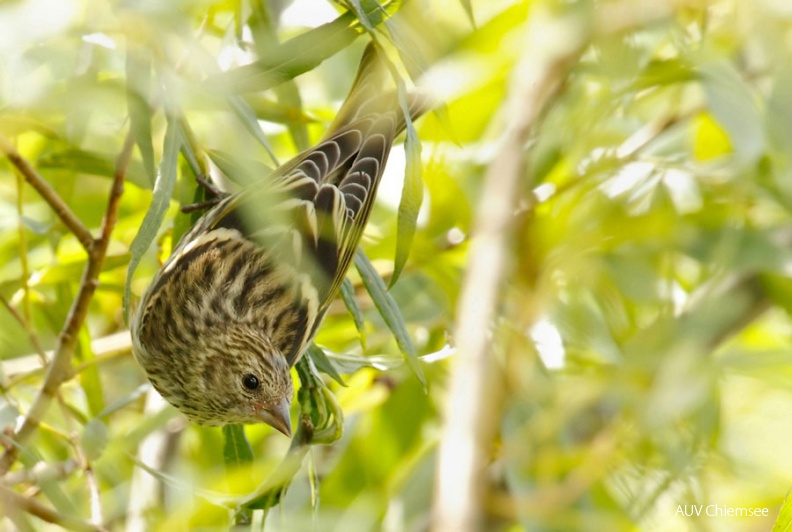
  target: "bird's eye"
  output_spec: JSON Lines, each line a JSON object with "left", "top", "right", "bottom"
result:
{"left": 242, "top": 374, "right": 260, "bottom": 390}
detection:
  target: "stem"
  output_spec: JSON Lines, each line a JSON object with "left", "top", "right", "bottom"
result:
{"left": 0, "top": 484, "right": 106, "bottom": 532}
{"left": 431, "top": 7, "right": 588, "bottom": 531}
{"left": 0, "top": 131, "right": 134, "bottom": 475}
{"left": 0, "top": 133, "right": 95, "bottom": 252}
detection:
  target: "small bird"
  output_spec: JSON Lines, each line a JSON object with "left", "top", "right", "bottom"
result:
{"left": 130, "top": 43, "right": 426, "bottom": 436}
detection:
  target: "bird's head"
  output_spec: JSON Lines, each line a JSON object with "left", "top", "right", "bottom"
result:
{"left": 142, "top": 322, "right": 295, "bottom": 436}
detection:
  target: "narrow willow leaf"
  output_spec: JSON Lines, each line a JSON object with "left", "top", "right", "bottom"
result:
{"left": 128, "top": 455, "right": 238, "bottom": 506}
{"left": 340, "top": 277, "right": 366, "bottom": 347}
{"left": 247, "top": 0, "right": 310, "bottom": 153}
{"left": 81, "top": 418, "right": 109, "bottom": 462}
{"left": 96, "top": 383, "right": 150, "bottom": 419}
{"left": 77, "top": 326, "right": 104, "bottom": 417}
{"left": 773, "top": 490, "right": 792, "bottom": 532}
{"left": 354, "top": 250, "right": 426, "bottom": 388}
{"left": 38, "top": 148, "right": 149, "bottom": 188}
{"left": 276, "top": 84, "right": 311, "bottom": 152}
{"left": 701, "top": 61, "right": 765, "bottom": 165}
{"left": 123, "top": 117, "right": 181, "bottom": 322}
{"left": 242, "top": 445, "right": 311, "bottom": 511}
{"left": 207, "top": 1, "right": 401, "bottom": 94}
{"left": 31, "top": 253, "right": 129, "bottom": 286}
{"left": 391, "top": 111, "right": 423, "bottom": 286}
{"left": 228, "top": 95, "right": 279, "bottom": 166}
{"left": 177, "top": 128, "right": 202, "bottom": 179}
{"left": 243, "top": 94, "right": 317, "bottom": 126}
{"left": 126, "top": 47, "right": 156, "bottom": 186}
{"left": 222, "top": 424, "right": 254, "bottom": 467}
{"left": 206, "top": 149, "right": 273, "bottom": 188}
{"left": 344, "top": 0, "right": 381, "bottom": 31}
{"left": 458, "top": 0, "right": 475, "bottom": 26}
{"left": 307, "top": 343, "right": 346, "bottom": 386}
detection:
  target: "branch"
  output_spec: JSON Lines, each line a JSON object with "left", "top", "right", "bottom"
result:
{"left": 431, "top": 7, "right": 590, "bottom": 532}
{"left": 0, "top": 133, "right": 95, "bottom": 252}
{"left": 431, "top": 1, "right": 695, "bottom": 527}
{"left": 0, "top": 131, "right": 134, "bottom": 475}
{"left": 0, "top": 484, "right": 106, "bottom": 532}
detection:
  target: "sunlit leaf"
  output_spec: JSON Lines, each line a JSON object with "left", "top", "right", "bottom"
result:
{"left": 391, "top": 116, "right": 423, "bottom": 286}
{"left": 227, "top": 96, "right": 279, "bottom": 166}
{"left": 126, "top": 47, "right": 157, "bottom": 187}
{"left": 123, "top": 116, "right": 182, "bottom": 322}
{"left": 773, "top": 490, "right": 792, "bottom": 532}
{"left": 37, "top": 148, "right": 149, "bottom": 188}
{"left": 307, "top": 343, "right": 346, "bottom": 386}
{"left": 222, "top": 425, "right": 254, "bottom": 467}
{"left": 206, "top": 149, "right": 273, "bottom": 188}
{"left": 81, "top": 418, "right": 109, "bottom": 462}
{"left": 693, "top": 111, "right": 732, "bottom": 161}
{"left": 700, "top": 61, "right": 765, "bottom": 164}
{"left": 354, "top": 250, "right": 426, "bottom": 388}
{"left": 77, "top": 326, "right": 104, "bottom": 417}
{"left": 340, "top": 277, "right": 366, "bottom": 347}
{"left": 206, "top": 1, "right": 401, "bottom": 94}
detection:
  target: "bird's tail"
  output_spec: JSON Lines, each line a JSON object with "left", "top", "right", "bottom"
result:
{"left": 327, "top": 43, "right": 431, "bottom": 135}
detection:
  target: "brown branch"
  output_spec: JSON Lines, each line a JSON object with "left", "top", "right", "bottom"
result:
{"left": 431, "top": 5, "right": 593, "bottom": 530}
{"left": 0, "top": 484, "right": 106, "bottom": 532}
{"left": 0, "top": 133, "right": 95, "bottom": 253}
{"left": 0, "top": 131, "right": 134, "bottom": 475}
{"left": 431, "top": 2, "right": 693, "bottom": 528}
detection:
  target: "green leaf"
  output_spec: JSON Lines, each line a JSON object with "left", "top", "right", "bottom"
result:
{"left": 458, "top": 0, "right": 475, "bottom": 26}
{"left": 307, "top": 343, "right": 346, "bottom": 386}
{"left": 340, "top": 277, "right": 366, "bottom": 347}
{"left": 81, "top": 418, "right": 109, "bottom": 462}
{"left": 222, "top": 424, "right": 254, "bottom": 467}
{"left": 206, "top": 1, "right": 401, "bottom": 94}
{"left": 247, "top": 0, "right": 311, "bottom": 153}
{"left": 206, "top": 149, "right": 273, "bottom": 188}
{"left": 96, "top": 383, "right": 150, "bottom": 420}
{"left": 354, "top": 250, "right": 426, "bottom": 388}
{"left": 227, "top": 95, "right": 279, "bottom": 166}
{"left": 773, "top": 489, "right": 792, "bottom": 532}
{"left": 37, "top": 148, "right": 149, "bottom": 188}
{"left": 343, "top": 0, "right": 381, "bottom": 32}
{"left": 77, "top": 326, "right": 104, "bottom": 417}
{"left": 700, "top": 61, "right": 765, "bottom": 165}
{"left": 123, "top": 116, "right": 182, "bottom": 322}
{"left": 391, "top": 105, "right": 423, "bottom": 287}
{"left": 29, "top": 252, "right": 129, "bottom": 286}
{"left": 243, "top": 94, "right": 318, "bottom": 126}
{"left": 177, "top": 125, "right": 202, "bottom": 179}
{"left": 126, "top": 47, "right": 156, "bottom": 186}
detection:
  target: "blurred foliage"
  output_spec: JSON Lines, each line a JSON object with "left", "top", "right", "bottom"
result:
{"left": 2, "top": 0, "right": 792, "bottom": 530}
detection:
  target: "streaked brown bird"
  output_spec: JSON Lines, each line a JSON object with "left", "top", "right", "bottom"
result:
{"left": 130, "top": 43, "right": 426, "bottom": 436}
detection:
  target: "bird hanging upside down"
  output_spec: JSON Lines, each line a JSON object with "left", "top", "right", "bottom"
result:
{"left": 131, "top": 43, "right": 428, "bottom": 437}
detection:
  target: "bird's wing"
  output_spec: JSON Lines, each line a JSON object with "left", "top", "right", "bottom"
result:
{"left": 168, "top": 43, "right": 426, "bottom": 365}
{"left": 203, "top": 109, "right": 398, "bottom": 307}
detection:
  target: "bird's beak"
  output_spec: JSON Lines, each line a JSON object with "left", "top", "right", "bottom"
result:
{"left": 257, "top": 398, "right": 292, "bottom": 437}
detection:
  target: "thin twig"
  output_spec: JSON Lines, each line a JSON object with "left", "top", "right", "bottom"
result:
{"left": 0, "top": 131, "right": 134, "bottom": 475}
{"left": 1, "top": 459, "right": 79, "bottom": 487}
{"left": 0, "top": 133, "right": 95, "bottom": 252}
{"left": 0, "top": 484, "right": 106, "bottom": 532}
{"left": 4, "top": 331, "right": 131, "bottom": 388}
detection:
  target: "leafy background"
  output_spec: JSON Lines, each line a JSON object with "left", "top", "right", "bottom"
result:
{"left": 2, "top": 0, "right": 792, "bottom": 530}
